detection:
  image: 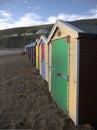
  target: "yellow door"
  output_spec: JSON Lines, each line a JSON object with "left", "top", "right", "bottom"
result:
{"left": 36, "top": 45, "right": 39, "bottom": 69}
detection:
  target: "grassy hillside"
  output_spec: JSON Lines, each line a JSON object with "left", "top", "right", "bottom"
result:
{"left": 0, "top": 18, "right": 97, "bottom": 48}
{"left": 0, "top": 24, "right": 53, "bottom": 48}
{"left": 73, "top": 18, "right": 97, "bottom": 25}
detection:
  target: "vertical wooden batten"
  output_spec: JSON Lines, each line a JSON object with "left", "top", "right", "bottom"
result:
{"left": 75, "top": 39, "right": 80, "bottom": 125}
{"left": 38, "top": 35, "right": 48, "bottom": 80}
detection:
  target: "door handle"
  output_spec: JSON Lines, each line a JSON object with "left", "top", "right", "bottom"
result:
{"left": 62, "top": 75, "right": 68, "bottom": 81}
{"left": 56, "top": 72, "right": 62, "bottom": 76}
{"left": 56, "top": 72, "right": 68, "bottom": 81}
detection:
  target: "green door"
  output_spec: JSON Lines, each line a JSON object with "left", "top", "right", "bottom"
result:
{"left": 51, "top": 37, "right": 68, "bottom": 113}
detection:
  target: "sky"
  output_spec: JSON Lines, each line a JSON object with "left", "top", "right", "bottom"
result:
{"left": 0, "top": 0, "right": 97, "bottom": 30}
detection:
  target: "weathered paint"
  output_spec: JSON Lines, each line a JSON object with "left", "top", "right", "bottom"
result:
{"left": 51, "top": 37, "right": 68, "bottom": 113}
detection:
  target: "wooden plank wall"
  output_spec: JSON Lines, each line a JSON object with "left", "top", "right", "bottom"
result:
{"left": 45, "top": 43, "right": 49, "bottom": 82}
{"left": 79, "top": 38, "right": 97, "bottom": 125}
{"left": 51, "top": 27, "right": 77, "bottom": 124}
{"left": 39, "top": 44, "right": 42, "bottom": 75}
{"left": 48, "top": 42, "right": 52, "bottom": 91}
{"left": 36, "top": 45, "right": 39, "bottom": 69}
{"left": 69, "top": 37, "right": 77, "bottom": 124}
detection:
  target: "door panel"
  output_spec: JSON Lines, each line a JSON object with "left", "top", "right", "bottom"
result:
{"left": 41, "top": 43, "right": 45, "bottom": 78}
{"left": 36, "top": 45, "right": 38, "bottom": 69}
{"left": 51, "top": 38, "right": 68, "bottom": 113}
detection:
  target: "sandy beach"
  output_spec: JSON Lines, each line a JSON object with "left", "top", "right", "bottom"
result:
{"left": 0, "top": 51, "right": 92, "bottom": 130}
{"left": 0, "top": 48, "right": 24, "bottom": 55}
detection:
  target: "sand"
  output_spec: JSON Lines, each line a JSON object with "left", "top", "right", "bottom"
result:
{"left": 0, "top": 52, "right": 92, "bottom": 130}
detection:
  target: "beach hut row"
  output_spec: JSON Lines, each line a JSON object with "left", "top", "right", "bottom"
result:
{"left": 25, "top": 20, "right": 97, "bottom": 126}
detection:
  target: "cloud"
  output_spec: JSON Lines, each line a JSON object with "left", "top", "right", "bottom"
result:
{"left": 10, "top": 13, "right": 43, "bottom": 28}
{"left": 46, "top": 9, "right": 97, "bottom": 24}
{"left": 0, "top": 10, "right": 11, "bottom": 18}
{"left": 0, "top": 6, "right": 97, "bottom": 30}
{"left": 89, "top": 8, "right": 97, "bottom": 17}
{"left": 0, "top": 10, "right": 12, "bottom": 29}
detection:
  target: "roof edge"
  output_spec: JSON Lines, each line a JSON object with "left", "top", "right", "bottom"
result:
{"left": 47, "top": 20, "right": 84, "bottom": 43}
{"left": 38, "top": 35, "right": 47, "bottom": 45}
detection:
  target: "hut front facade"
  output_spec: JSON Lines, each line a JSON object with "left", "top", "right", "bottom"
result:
{"left": 25, "top": 43, "right": 33, "bottom": 62}
{"left": 38, "top": 35, "right": 48, "bottom": 81}
{"left": 35, "top": 39, "right": 39, "bottom": 70}
{"left": 47, "top": 20, "right": 97, "bottom": 125}
{"left": 32, "top": 42, "right": 36, "bottom": 66}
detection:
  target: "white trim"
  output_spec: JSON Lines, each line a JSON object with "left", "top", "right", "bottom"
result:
{"left": 37, "top": 35, "right": 47, "bottom": 45}
{"left": 47, "top": 21, "right": 58, "bottom": 44}
{"left": 35, "top": 38, "right": 39, "bottom": 45}
{"left": 47, "top": 20, "right": 84, "bottom": 44}
{"left": 75, "top": 39, "right": 80, "bottom": 125}
{"left": 67, "top": 37, "right": 70, "bottom": 116}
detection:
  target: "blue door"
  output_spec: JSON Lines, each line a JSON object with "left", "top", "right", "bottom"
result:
{"left": 41, "top": 42, "right": 45, "bottom": 78}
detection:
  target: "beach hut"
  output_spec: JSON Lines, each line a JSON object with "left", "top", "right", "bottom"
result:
{"left": 47, "top": 20, "right": 97, "bottom": 125}
{"left": 32, "top": 42, "right": 36, "bottom": 66}
{"left": 35, "top": 39, "right": 39, "bottom": 70}
{"left": 26, "top": 44, "right": 30, "bottom": 61}
{"left": 38, "top": 35, "right": 48, "bottom": 80}
{"left": 25, "top": 44, "right": 31, "bottom": 59}
{"left": 25, "top": 43, "right": 35, "bottom": 63}
{"left": 30, "top": 43, "right": 34, "bottom": 63}
{"left": 25, "top": 44, "right": 29, "bottom": 55}
{"left": 25, "top": 45, "right": 27, "bottom": 53}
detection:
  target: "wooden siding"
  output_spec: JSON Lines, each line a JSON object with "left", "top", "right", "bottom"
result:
{"left": 32, "top": 46, "right": 36, "bottom": 66}
{"left": 51, "top": 27, "right": 77, "bottom": 124}
{"left": 45, "top": 43, "right": 49, "bottom": 82}
{"left": 36, "top": 45, "right": 39, "bottom": 69}
{"left": 79, "top": 38, "right": 97, "bottom": 125}
{"left": 48, "top": 42, "right": 52, "bottom": 91}
{"left": 69, "top": 38, "right": 77, "bottom": 124}
{"left": 52, "top": 28, "right": 69, "bottom": 40}
{"left": 39, "top": 44, "right": 41, "bottom": 74}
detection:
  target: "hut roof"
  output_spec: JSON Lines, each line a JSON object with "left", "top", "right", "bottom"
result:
{"left": 38, "top": 35, "right": 47, "bottom": 45}
{"left": 35, "top": 39, "right": 39, "bottom": 45}
{"left": 68, "top": 21, "right": 97, "bottom": 34}
{"left": 47, "top": 20, "right": 97, "bottom": 43}
{"left": 25, "top": 42, "right": 35, "bottom": 48}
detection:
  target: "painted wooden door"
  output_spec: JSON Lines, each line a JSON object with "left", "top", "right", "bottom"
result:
{"left": 48, "top": 43, "right": 52, "bottom": 91}
{"left": 31, "top": 47, "right": 33, "bottom": 63}
{"left": 36, "top": 45, "right": 39, "bottom": 69}
{"left": 51, "top": 37, "right": 68, "bottom": 113}
{"left": 33, "top": 46, "right": 36, "bottom": 66}
{"left": 41, "top": 43, "right": 45, "bottom": 78}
